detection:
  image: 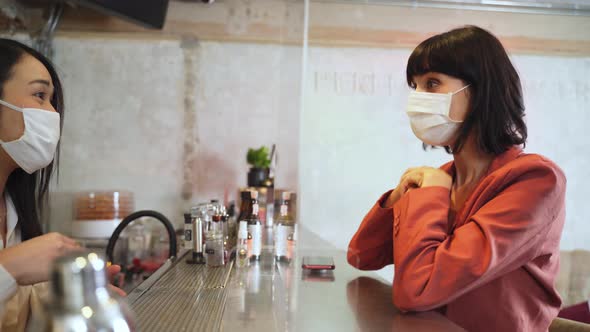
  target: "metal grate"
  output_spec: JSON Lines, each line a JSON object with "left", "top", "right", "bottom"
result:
{"left": 130, "top": 254, "right": 234, "bottom": 332}
{"left": 152, "top": 261, "right": 233, "bottom": 291}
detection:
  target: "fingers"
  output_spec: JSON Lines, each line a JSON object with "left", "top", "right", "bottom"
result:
{"left": 107, "top": 265, "right": 121, "bottom": 279}
{"left": 399, "top": 170, "right": 424, "bottom": 194}
{"left": 402, "top": 172, "right": 422, "bottom": 186}
{"left": 43, "top": 233, "right": 83, "bottom": 260}
{"left": 58, "top": 233, "right": 82, "bottom": 249}
{"left": 400, "top": 166, "right": 429, "bottom": 182}
{"left": 400, "top": 167, "right": 418, "bottom": 180}
{"left": 60, "top": 241, "right": 82, "bottom": 256}
{"left": 109, "top": 284, "right": 127, "bottom": 297}
{"left": 45, "top": 233, "right": 81, "bottom": 250}
{"left": 61, "top": 236, "right": 79, "bottom": 247}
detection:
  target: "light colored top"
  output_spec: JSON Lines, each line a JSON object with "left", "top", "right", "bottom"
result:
{"left": 0, "top": 194, "right": 20, "bottom": 317}
{"left": 348, "top": 147, "right": 566, "bottom": 332}
{"left": 0, "top": 194, "right": 48, "bottom": 332}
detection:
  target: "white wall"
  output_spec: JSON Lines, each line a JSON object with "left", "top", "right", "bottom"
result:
{"left": 52, "top": 37, "right": 186, "bottom": 227}
{"left": 298, "top": 46, "right": 590, "bottom": 281}
{"left": 36, "top": 36, "right": 301, "bottom": 233}
{"left": 514, "top": 55, "right": 590, "bottom": 250}
{"left": 191, "top": 41, "right": 301, "bottom": 201}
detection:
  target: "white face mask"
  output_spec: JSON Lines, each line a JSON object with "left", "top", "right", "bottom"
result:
{"left": 0, "top": 99, "right": 60, "bottom": 174}
{"left": 406, "top": 85, "right": 470, "bottom": 147}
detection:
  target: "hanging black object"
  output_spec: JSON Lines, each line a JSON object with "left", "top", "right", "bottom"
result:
{"left": 71, "top": 0, "right": 170, "bottom": 29}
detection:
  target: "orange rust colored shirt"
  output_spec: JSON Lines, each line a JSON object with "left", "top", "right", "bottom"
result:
{"left": 347, "top": 147, "right": 566, "bottom": 331}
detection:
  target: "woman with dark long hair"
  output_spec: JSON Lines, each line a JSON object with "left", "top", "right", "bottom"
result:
{"left": 348, "top": 26, "right": 566, "bottom": 331}
{"left": 0, "top": 39, "right": 124, "bottom": 329}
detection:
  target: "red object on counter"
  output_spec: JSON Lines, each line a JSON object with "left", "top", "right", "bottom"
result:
{"left": 347, "top": 147, "right": 566, "bottom": 332}
{"left": 129, "top": 257, "right": 165, "bottom": 274}
{"left": 141, "top": 260, "right": 163, "bottom": 274}
{"left": 559, "top": 301, "right": 590, "bottom": 324}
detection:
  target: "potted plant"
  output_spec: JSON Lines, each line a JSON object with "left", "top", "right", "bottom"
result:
{"left": 247, "top": 146, "right": 271, "bottom": 187}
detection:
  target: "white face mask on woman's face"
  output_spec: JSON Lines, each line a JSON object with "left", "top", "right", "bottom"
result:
{"left": 406, "top": 85, "right": 470, "bottom": 147}
{"left": 0, "top": 99, "right": 60, "bottom": 174}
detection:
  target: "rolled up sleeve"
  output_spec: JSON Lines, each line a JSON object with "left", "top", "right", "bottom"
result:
{"left": 0, "top": 264, "right": 17, "bottom": 318}
{"left": 348, "top": 190, "right": 395, "bottom": 270}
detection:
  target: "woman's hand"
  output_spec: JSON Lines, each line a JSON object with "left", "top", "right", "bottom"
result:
{"left": 383, "top": 167, "right": 451, "bottom": 208}
{"left": 107, "top": 264, "right": 127, "bottom": 297}
{"left": 0, "top": 232, "right": 80, "bottom": 285}
{"left": 398, "top": 167, "right": 452, "bottom": 194}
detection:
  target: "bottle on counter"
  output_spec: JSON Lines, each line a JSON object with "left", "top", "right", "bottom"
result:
{"left": 274, "top": 191, "right": 295, "bottom": 263}
{"left": 236, "top": 221, "right": 249, "bottom": 268}
{"left": 221, "top": 210, "right": 230, "bottom": 264}
{"left": 184, "top": 213, "right": 193, "bottom": 251}
{"left": 213, "top": 203, "right": 229, "bottom": 264}
{"left": 264, "top": 144, "right": 277, "bottom": 228}
{"left": 187, "top": 205, "right": 205, "bottom": 264}
{"left": 127, "top": 220, "right": 147, "bottom": 264}
{"left": 205, "top": 214, "right": 225, "bottom": 267}
{"left": 226, "top": 201, "right": 238, "bottom": 254}
{"left": 237, "top": 190, "right": 252, "bottom": 228}
{"left": 151, "top": 228, "right": 169, "bottom": 264}
{"left": 247, "top": 190, "right": 262, "bottom": 261}
{"left": 203, "top": 203, "right": 215, "bottom": 237}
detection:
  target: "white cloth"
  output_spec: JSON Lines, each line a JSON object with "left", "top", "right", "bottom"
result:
{"left": 0, "top": 194, "right": 50, "bottom": 332}
{"left": 0, "top": 265, "right": 16, "bottom": 317}
{"left": 0, "top": 194, "right": 20, "bottom": 317}
{"left": 0, "top": 193, "right": 21, "bottom": 248}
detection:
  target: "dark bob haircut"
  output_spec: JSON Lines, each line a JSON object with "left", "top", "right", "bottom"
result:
{"left": 406, "top": 25, "right": 527, "bottom": 155}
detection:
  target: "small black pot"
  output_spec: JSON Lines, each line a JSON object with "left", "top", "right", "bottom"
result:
{"left": 247, "top": 167, "right": 269, "bottom": 187}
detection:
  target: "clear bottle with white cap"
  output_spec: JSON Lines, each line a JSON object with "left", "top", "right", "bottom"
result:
{"left": 205, "top": 215, "right": 225, "bottom": 267}
{"left": 274, "top": 191, "right": 295, "bottom": 262}
{"left": 236, "top": 220, "right": 250, "bottom": 268}
{"left": 247, "top": 190, "right": 263, "bottom": 261}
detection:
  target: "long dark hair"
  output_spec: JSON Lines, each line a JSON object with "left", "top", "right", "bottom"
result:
{"left": 0, "top": 39, "right": 64, "bottom": 241}
{"left": 406, "top": 25, "right": 527, "bottom": 155}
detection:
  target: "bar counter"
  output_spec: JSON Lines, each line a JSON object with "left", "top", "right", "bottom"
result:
{"left": 127, "top": 227, "right": 465, "bottom": 332}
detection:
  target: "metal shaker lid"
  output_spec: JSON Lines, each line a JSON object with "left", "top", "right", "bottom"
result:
{"left": 50, "top": 251, "right": 109, "bottom": 311}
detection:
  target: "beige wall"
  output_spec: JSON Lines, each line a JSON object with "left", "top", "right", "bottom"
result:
{"left": 308, "top": 2, "right": 590, "bottom": 54}
{"left": 48, "top": 0, "right": 590, "bottom": 55}
{"left": 37, "top": 35, "right": 302, "bottom": 233}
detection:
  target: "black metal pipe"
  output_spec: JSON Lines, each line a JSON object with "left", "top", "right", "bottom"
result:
{"left": 106, "top": 210, "right": 177, "bottom": 264}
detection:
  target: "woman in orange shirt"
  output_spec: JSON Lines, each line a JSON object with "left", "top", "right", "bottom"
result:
{"left": 347, "top": 25, "right": 566, "bottom": 332}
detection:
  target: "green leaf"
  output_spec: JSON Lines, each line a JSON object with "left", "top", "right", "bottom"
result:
{"left": 246, "top": 146, "right": 271, "bottom": 168}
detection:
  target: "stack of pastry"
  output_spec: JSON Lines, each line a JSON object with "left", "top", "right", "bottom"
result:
{"left": 72, "top": 191, "right": 135, "bottom": 239}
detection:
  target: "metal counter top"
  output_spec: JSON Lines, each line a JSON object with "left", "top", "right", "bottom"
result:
{"left": 127, "top": 251, "right": 233, "bottom": 331}
{"left": 128, "top": 227, "right": 465, "bottom": 332}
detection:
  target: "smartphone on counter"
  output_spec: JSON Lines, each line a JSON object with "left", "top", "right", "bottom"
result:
{"left": 302, "top": 256, "right": 335, "bottom": 271}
